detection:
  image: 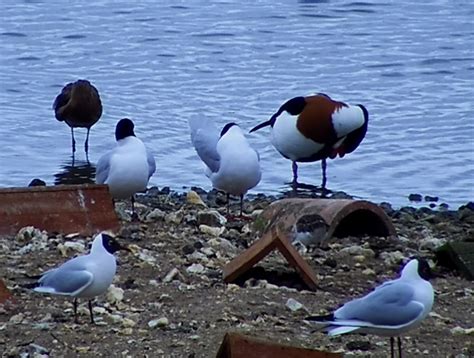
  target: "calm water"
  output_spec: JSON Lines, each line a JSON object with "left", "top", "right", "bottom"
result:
{"left": 1, "top": 0, "right": 473, "bottom": 208}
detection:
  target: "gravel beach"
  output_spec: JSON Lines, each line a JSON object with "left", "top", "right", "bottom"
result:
{"left": 1, "top": 188, "right": 473, "bottom": 357}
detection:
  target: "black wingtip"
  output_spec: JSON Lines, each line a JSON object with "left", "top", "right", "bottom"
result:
{"left": 304, "top": 313, "right": 334, "bottom": 322}
{"left": 20, "top": 281, "right": 40, "bottom": 289}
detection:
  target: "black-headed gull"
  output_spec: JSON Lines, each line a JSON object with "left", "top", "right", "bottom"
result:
{"left": 96, "top": 118, "right": 156, "bottom": 217}
{"left": 250, "top": 94, "right": 368, "bottom": 193}
{"left": 53, "top": 79, "right": 102, "bottom": 156}
{"left": 31, "top": 232, "right": 129, "bottom": 323}
{"left": 189, "top": 118, "right": 261, "bottom": 216}
{"left": 305, "top": 258, "right": 434, "bottom": 358}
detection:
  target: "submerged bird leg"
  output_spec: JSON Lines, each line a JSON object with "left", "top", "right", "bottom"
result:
{"left": 397, "top": 337, "right": 402, "bottom": 358}
{"left": 73, "top": 298, "right": 79, "bottom": 323}
{"left": 239, "top": 194, "right": 244, "bottom": 217}
{"left": 321, "top": 159, "right": 328, "bottom": 197}
{"left": 390, "top": 337, "right": 395, "bottom": 358}
{"left": 85, "top": 127, "right": 91, "bottom": 154}
{"left": 291, "top": 161, "right": 299, "bottom": 187}
{"left": 71, "top": 127, "right": 76, "bottom": 153}
{"left": 88, "top": 300, "right": 94, "bottom": 324}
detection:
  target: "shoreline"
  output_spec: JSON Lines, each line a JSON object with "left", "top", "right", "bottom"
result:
{"left": 1, "top": 185, "right": 473, "bottom": 357}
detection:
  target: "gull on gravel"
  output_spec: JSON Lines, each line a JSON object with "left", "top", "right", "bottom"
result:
{"left": 305, "top": 258, "right": 434, "bottom": 358}
{"left": 188, "top": 118, "right": 261, "bottom": 217}
{"left": 30, "top": 232, "right": 129, "bottom": 324}
{"left": 96, "top": 118, "right": 156, "bottom": 218}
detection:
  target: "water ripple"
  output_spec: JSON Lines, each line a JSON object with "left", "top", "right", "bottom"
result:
{"left": 0, "top": 0, "right": 472, "bottom": 208}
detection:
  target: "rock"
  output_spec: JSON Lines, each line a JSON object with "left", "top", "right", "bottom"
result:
{"left": 163, "top": 267, "right": 180, "bottom": 283}
{"left": 285, "top": 298, "right": 304, "bottom": 312}
{"left": 121, "top": 318, "right": 137, "bottom": 328}
{"left": 186, "top": 191, "right": 207, "bottom": 207}
{"left": 137, "top": 248, "right": 159, "bottom": 267}
{"left": 9, "top": 312, "right": 24, "bottom": 324}
{"left": 106, "top": 285, "right": 124, "bottom": 305}
{"left": 186, "top": 263, "right": 205, "bottom": 274}
{"left": 323, "top": 258, "right": 338, "bottom": 268}
{"left": 362, "top": 268, "right": 376, "bottom": 276}
{"left": 346, "top": 340, "right": 372, "bottom": 351}
{"left": 57, "top": 241, "right": 86, "bottom": 257}
{"left": 451, "top": 326, "right": 474, "bottom": 335}
{"left": 197, "top": 210, "right": 227, "bottom": 227}
{"left": 148, "top": 317, "right": 169, "bottom": 329}
{"left": 145, "top": 208, "right": 166, "bottom": 222}
{"left": 199, "top": 225, "right": 225, "bottom": 237}
{"left": 15, "top": 226, "right": 47, "bottom": 243}
{"left": 419, "top": 236, "right": 446, "bottom": 251}
{"left": 380, "top": 251, "right": 406, "bottom": 266}
{"left": 339, "top": 245, "right": 375, "bottom": 259}
{"left": 165, "top": 211, "right": 184, "bottom": 225}
{"left": 200, "top": 247, "right": 215, "bottom": 257}
{"left": 408, "top": 193, "right": 423, "bottom": 202}
{"left": 29, "top": 343, "right": 49, "bottom": 354}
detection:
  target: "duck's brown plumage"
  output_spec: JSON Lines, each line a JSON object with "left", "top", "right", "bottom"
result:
{"left": 296, "top": 95, "right": 347, "bottom": 145}
{"left": 54, "top": 79, "right": 102, "bottom": 129}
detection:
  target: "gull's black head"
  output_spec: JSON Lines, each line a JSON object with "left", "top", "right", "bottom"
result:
{"left": 414, "top": 257, "right": 433, "bottom": 281}
{"left": 115, "top": 118, "right": 135, "bottom": 141}
{"left": 101, "top": 233, "right": 129, "bottom": 254}
{"left": 220, "top": 122, "right": 237, "bottom": 137}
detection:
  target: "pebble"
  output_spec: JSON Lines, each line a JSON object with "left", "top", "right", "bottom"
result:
{"left": 197, "top": 210, "right": 227, "bottom": 227}
{"left": 163, "top": 267, "right": 181, "bottom": 283}
{"left": 199, "top": 225, "right": 225, "bottom": 237}
{"left": 29, "top": 343, "right": 49, "bottom": 354}
{"left": 9, "top": 312, "right": 24, "bottom": 324}
{"left": 148, "top": 317, "right": 169, "bottom": 329}
{"left": 57, "top": 240, "right": 86, "bottom": 257}
{"left": 186, "top": 190, "right": 207, "bottom": 207}
{"left": 451, "top": 326, "right": 474, "bottom": 335}
{"left": 380, "top": 250, "right": 405, "bottom": 265}
{"left": 121, "top": 317, "right": 137, "bottom": 328}
{"left": 107, "top": 285, "right": 125, "bottom": 305}
{"left": 186, "top": 263, "right": 205, "bottom": 274}
{"left": 285, "top": 298, "right": 304, "bottom": 312}
{"left": 339, "top": 245, "right": 375, "bottom": 259}
{"left": 144, "top": 208, "right": 166, "bottom": 222}
{"left": 165, "top": 211, "right": 184, "bottom": 225}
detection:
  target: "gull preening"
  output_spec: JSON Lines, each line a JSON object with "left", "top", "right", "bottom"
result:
{"left": 305, "top": 258, "right": 434, "bottom": 358}
{"left": 96, "top": 118, "right": 156, "bottom": 217}
{"left": 53, "top": 79, "right": 102, "bottom": 157}
{"left": 188, "top": 118, "right": 261, "bottom": 216}
{"left": 250, "top": 94, "right": 368, "bottom": 193}
{"left": 30, "top": 232, "right": 129, "bottom": 323}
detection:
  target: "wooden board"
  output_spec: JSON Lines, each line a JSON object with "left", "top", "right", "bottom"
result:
{"left": 0, "top": 184, "right": 120, "bottom": 236}
{"left": 216, "top": 332, "right": 342, "bottom": 358}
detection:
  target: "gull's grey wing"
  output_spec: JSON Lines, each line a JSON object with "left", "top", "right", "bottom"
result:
{"left": 95, "top": 150, "right": 112, "bottom": 184}
{"left": 335, "top": 282, "right": 423, "bottom": 326}
{"left": 188, "top": 117, "right": 220, "bottom": 173}
{"left": 146, "top": 147, "right": 156, "bottom": 179}
{"left": 36, "top": 258, "right": 94, "bottom": 296}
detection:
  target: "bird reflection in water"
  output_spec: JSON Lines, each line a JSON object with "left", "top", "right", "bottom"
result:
{"left": 53, "top": 157, "right": 96, "bottom": 186}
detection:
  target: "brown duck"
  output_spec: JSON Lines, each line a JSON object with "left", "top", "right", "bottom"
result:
{"left": 53, "top": 79, "right": 102, "bottom": 155}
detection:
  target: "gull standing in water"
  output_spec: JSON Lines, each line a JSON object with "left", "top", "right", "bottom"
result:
{"left": 188, "top": 118, "right": 261, "bottom": 217}
{"left": 30, "top": 232, "right": 129, "bottom": 324}
{"left": 305, "top": 258, "right": 434, "bottom": 358}
{"left": 53, "top": 79, "right": 102, "bottom": 158}
{"left": 96, "top": 118, "right": 156, "bottom": 218}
